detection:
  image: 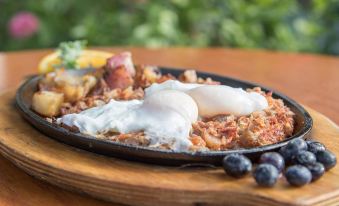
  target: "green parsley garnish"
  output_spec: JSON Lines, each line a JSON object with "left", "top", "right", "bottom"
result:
{"left": 56, "top": 40, "right": 87, "bottom": 69}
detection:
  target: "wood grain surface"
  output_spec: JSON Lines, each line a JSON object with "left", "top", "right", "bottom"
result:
{"left": 0, "top": 90, "right": 339, "bottom": 206}
{"left": 0, "top": 48, "right": 338, "bottom": 206}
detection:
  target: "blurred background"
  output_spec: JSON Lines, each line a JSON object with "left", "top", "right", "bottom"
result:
{"left": 1, "top": 0, "right": 338, "bottom": 55}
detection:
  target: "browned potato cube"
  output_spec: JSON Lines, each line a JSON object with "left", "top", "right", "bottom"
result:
{"left": 60, "top": 84, "right": 85, "bottom": 102}
{"left": 32, "top": 91, "right": 64, "bottom": 117}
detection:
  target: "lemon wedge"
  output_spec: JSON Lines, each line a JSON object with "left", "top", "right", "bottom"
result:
{"left": 38, "top": 50, "right": 113, "bottom": 74}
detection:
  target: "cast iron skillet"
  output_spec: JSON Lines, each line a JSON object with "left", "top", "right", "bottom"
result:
{"left": 16, "top": 67, "right": 313, "bottom": 166}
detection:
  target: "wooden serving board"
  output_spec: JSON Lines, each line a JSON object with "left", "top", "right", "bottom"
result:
{"left": 0, "top": 90, "right": 338, "bottom": 206}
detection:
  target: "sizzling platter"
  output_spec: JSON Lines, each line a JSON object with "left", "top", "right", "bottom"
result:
{"left": 16, "top": 66, "right": 312, "bottom": 165}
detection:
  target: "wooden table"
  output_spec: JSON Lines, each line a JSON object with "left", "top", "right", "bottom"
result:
{"left": 0, "top": 48, "right": 338, "bottom": 206}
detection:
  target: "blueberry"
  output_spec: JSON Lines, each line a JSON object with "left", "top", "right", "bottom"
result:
{"left": 293, "top": 151, "right": 316, "bottom": 166}
{"left": 279, "top": 146, "right": 291, "bottom": 162}
{"left": 222, "top": 154, "right": 252, "bottom": 178}
{"left": 316, "top": 150, "right": 337, "bottom": 171}
{"left": 279, "top": 138, "right": 308, "bottom": 163}
{"left": 290, "top": 138, "right": 308, "bottom": 151}
{"left": 307, "top": 141, "right": 326, "bottom": 154}
{"left": 259, "top": 152, "right": 285, "bottom": 173}
{"left": 253, "top": 164, "right": 279, "bottom": 187}
{"left": 306, "top": 162, "right": 325, "bottom": 182}
{"left": 285, "top": 165, "right": 312, "bottom": 187}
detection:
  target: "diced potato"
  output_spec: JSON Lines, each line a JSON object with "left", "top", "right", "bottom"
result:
{"left": 55, "top": 74, "right": 97, "bottom": 102}
{"left": 59, "top": 84, "right": 85, "bottom": 103}
{"left": 32, "top": 91, "right": 64, "bottom": 117}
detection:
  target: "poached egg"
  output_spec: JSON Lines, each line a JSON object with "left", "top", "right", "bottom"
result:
{"left": 59, "top": 89, "right": 198, "bottom": 151}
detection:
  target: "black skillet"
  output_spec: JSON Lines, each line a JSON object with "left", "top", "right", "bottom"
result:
{"left": 16, "top": 67, "right": 313, "bottom": 166}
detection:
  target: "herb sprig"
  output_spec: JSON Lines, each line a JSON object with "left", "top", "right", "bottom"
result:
{"left": 56, "top": 40, "right": 87, "bottom": 69}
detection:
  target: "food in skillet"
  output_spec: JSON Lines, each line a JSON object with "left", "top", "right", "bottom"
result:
{"left": 31, "top": 43, "right": 295, "bottom": 152}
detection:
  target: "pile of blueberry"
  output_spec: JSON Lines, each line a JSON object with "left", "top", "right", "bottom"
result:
{"left": 222, "top": 138, "right": 337, "bottom": 187}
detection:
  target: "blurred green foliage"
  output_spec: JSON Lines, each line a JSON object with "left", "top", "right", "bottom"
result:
{"left": 1, "top": 0, "right": 339, "bottom": 55}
